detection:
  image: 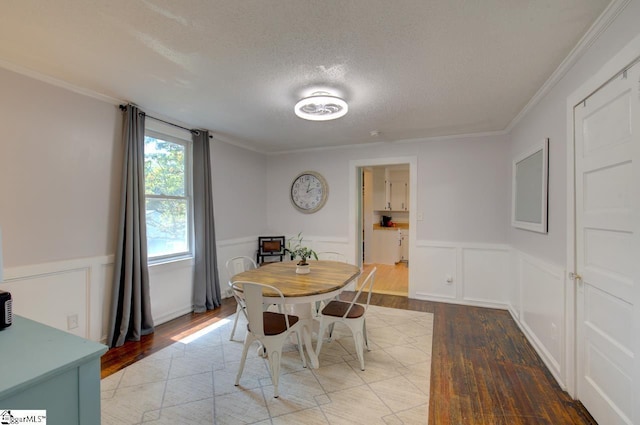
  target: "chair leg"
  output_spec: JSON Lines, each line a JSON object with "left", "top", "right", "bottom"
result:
{"left": 327, "top": 322, "right": 335, "bottom": 342}
{"left": 354, "top": 331, "right": 365, "bottom": 371}
{"left": 342, "top": 319, "right": 366, "bottom": 371}
{"left": 265, "top": 343, "right": 283, "bottom": 398}
{"left": 229, "top": 303, "right": 242, "bottom": 341}
{"left": 363, "top": 318, "right": 370, "bottom": 351}
{"left": 295, "top": 331, "right": 307, "bottom": 368}
{"left": 351, "top": 321, "right": 366, "bottom": 371}
{"left": 234, "top": 334, "right": 254, "bottom": 386}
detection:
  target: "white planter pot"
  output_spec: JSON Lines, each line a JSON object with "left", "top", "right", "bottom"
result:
{"left": 296, "top": 264, "right": 310, "bottom": 274}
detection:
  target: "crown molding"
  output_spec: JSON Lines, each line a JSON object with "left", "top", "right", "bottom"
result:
{"left": 266, "top": 140, "right": 389, "bottom": 156}
{"left": 504, "top": 0, "right": 631, "bottom": 134}
{"left": 209, "top": 133, "right": 268, "bottom": 154}
{"left": 266, "top": 129, "right": 509, "bottom": 155}
{"left": 0, "top": 58, "right": 124, "bottom": 105}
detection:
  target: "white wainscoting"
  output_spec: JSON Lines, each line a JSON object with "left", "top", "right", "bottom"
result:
{"left": 411, "top": 241, "right": 510, "bottom": 309}
{"left": 148, "top": 258, "right": 194, "bottom": 326}
{"left": 0, "top": 234, "right": 322, "bottom": 344}
{"left": 509, "top": 249, "right": 568, "bottom": 389}
{"left": 2, "top": 254, "right": 196, "bottom": 344}
{"left": 410, "top": 242, "right": 571, "bottom": 389}
{"left": 299, "top": 235, "right": 351, "bottom": 261}
{"left": 1, "top": 237, "right": 572, "bottom": 391}
{"left": 2, "top": 255, "right": 114, "bottom": 342}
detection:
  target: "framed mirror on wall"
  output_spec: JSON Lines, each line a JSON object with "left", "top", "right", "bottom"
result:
{"left": 512, "top": 138, "right": 549, "bottom": 233}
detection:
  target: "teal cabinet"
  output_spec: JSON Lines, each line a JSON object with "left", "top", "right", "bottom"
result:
{"left": 0, "top": 316, "right": 107, "bottom": 425}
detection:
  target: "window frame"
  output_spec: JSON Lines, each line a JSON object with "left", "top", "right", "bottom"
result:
{"left": 144, "top": 126, "right": 194, "bottom": 264}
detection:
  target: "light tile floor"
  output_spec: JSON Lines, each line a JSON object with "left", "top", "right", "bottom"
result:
{"left": 101, "top": 305, "right": 433, "bottom": 424}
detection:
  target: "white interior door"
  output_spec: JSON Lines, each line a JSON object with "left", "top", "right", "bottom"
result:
{"left": 574, "top": 61, "right": 640, "bottom": 425}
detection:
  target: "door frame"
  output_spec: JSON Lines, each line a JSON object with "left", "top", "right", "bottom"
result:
{"left": 565, "top": 33, "right": 640, "bottom": 399}
{"left": 348, "top": 156, "right": 417, "bottom": 295}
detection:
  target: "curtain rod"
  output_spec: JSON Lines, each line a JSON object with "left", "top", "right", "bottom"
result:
{"left": 119, "top": 104, "right": 212, "bottom": 138}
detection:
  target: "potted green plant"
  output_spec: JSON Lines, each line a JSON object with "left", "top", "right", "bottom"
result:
{"left": 285, "top": 232, "right": 318, "bottom": 274}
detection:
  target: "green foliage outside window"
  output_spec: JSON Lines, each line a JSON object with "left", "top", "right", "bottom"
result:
{"left": 144, "top": 136, "right": 189, "bottom": 258}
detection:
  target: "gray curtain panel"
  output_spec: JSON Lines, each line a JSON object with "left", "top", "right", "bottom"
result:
{"left": 192, "top": 130, "right": 221, "bottom": 312}
{"left": 108, "top": 105, "right": 155, "bottom": 348}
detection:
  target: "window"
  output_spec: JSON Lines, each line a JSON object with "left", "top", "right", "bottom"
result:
{"left": 144, "top": 128, "right": 193, "bottom": 261}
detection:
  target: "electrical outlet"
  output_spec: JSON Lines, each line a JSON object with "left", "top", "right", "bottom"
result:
{"left": 67, "top": 314, "right": 79, "bottom": 330}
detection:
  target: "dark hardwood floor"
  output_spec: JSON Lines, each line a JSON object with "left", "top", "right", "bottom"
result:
{"left": 101, "top": 294, "right": 597, "bottom": 425}
{"left": 101, "top": 298, "right": 237, "bottom": 378}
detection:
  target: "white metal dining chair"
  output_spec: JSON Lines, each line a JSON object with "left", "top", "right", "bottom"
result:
{"left": 232, "top": 281, "right": 307, "bottom": 398}
{"left": 316, "top": 251, "right": 348, "bottom": 262}
{"left": 313, "top": 251, "right": 349, "bottom": 315}
{"left": 315, "top": 267, "right": 377, "bottom": 371}
{"left": 225, "top": 256, "right": 257, "bottom": 341}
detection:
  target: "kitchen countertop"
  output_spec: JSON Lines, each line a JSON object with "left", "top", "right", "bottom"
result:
{"left": 373, "top": 223, "right": 409, "bottom": 230}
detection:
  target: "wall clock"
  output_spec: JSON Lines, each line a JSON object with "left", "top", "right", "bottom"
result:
{"left": 290, "top": 171, "right": 328, "bottom": 213}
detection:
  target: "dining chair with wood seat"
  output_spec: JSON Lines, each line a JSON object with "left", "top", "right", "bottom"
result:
{"left": 315, "top": 267, "right": 377, "bottom": 371}
{"left": 232, "top": 281, "right": 307, "bottom": 398}
{"left": 225, "top": 256, "right": 258, "bottom": 341}
{"left": 312, "top": 251, "right": 349, "bottom": 315}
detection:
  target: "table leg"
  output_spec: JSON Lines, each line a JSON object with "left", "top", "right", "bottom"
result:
{"left": 301, "top": 320, "right": 319, "bottom": 369}
{"left": 287, "top": 304, "right": 320, "bottom": 369}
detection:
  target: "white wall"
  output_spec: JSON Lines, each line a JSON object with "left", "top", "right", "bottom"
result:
{"left": 0, "top": 67, "right": 122, "bottom": 340}
{"left": 266, "top": 135, "right": 510, "bottom": 243}
{"left": 265, "top": 135, "right": 511, "bottom": 310}
{"left": 0, "top": 67, "right": 270, "bottom": 342}
{"left": 211, "top": 140, "right": 268, "bottom": 240}
{"left": 507, "top": 0, "right": 640, "bottom": 392}
{"left": 0, "top": 67, "right": 122, "bottom": 267}
{"left": 509, "top": 0, "right": 640, "bottom": 264}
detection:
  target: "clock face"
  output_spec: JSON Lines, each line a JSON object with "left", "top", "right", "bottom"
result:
{"left": 290, "top": 171, "right": 328, "bottom": 213}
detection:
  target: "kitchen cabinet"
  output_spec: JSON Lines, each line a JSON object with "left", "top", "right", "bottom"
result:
{"left": 372, "top": 167, "right": 409, "bottom": 211}
{"left": 371, "top": 229, "right": 401, "bottom": 265}
{"left": 372, "top": 167, "right": 389, "bottom": 211}
{"left": 389, "top": 169, "right": 409, "bottom": 211}
{"left": 399, "top": 229, "right": 408, "bottom": 262}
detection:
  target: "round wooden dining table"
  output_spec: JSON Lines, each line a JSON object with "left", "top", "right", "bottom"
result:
{"left": 231, "top": 260, "right": 361, "bottom": 368}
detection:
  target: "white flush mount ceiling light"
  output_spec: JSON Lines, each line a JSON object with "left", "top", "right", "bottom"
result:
{"left": 294, "top": 92, "right": 348, "bottom": 121}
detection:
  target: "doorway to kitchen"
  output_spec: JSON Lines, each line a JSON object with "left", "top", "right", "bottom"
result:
{"left": 349, "top": 156, "right": 416, "bottom": 298}
{"left": 362, "top": 166, "right": 408, "bottom": 296}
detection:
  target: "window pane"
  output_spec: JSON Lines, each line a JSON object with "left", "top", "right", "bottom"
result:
{"left": 144, "top": 136, "right": 185, "bottom": 196}
{"left": 146, "top": 198, "right": 188, "bottom": 258}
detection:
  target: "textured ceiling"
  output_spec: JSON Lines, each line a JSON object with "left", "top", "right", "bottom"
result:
{"left": 0, "top": 0, "right": 610, "bottom": 153}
